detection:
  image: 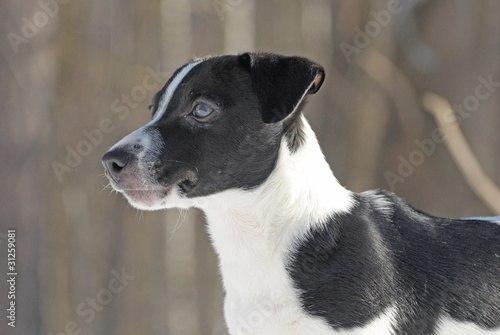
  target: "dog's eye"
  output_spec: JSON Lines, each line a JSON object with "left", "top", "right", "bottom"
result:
{"left": 192, "top": 104, "right": 214, "bottom": 118}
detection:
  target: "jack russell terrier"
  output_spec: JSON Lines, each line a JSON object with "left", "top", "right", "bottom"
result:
{"left": 102, "top": 53, "right": 500, "bottom": 335}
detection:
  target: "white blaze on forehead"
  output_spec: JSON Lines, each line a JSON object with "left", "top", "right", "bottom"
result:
{"left": 110, "top": 59, "right": 204, "bottom": 152}
{"left": 150, "top": 59, "right": 203, "bottom": 125}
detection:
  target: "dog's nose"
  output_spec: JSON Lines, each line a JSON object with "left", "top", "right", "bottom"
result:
{"left": 102, "top": 148, "right": 131, "bottom": 181}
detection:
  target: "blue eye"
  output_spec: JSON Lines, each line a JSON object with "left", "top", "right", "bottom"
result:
{"left": 192, "top": 104, "right": 214, "bottom": 118}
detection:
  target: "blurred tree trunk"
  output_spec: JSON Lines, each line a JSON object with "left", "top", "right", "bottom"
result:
{"left": 0, "top": 1, "right": 56, "bottom": 334}
{"left": 223, "top": 0, "right": 255, "bottom": 53}
{"left": 41, "top": 1, "right": 117, "bottom": 334}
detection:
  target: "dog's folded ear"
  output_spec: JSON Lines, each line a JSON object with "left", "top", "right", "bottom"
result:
{"left": 239, "top": 52, "right": 325, "bottom": 123}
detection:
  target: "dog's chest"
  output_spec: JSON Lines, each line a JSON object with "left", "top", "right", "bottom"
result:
{"left": 223, "top": 282, "right": 397, "bottom": 335}
{"left": 219, "top": 252, "right": 339, "bottom": 335}
{"left": 205, "top": 207, "right": 396, "bottom": 335}
{"left": 205, "top": 208, "right": 332, "bottom": 334}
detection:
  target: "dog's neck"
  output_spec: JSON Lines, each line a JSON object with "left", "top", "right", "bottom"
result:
{"left": 200, "top": 116, "right": 353, "bottom": 297}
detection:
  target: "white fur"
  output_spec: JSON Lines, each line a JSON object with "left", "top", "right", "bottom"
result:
{"left": 436, "top": 317, "right": 500, "bottom": 335}
{"left": 362, "top": 190, "right": 394, "bottom": 219}
{"left": 188, "top": 117, "right": 402, "bottom": 334}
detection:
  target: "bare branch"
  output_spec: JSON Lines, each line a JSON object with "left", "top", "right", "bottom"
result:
{"left": 422, "top": 93, "right": 500, "bottom": 215}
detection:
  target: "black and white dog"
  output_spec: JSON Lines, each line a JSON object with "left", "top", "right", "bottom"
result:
{"left": 102, "top": 53, "right": 500, "bottom": 335}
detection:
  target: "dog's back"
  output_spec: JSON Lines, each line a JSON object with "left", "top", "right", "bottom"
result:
{"left": 290, "top": 189, "right": 500, "bottom": 334}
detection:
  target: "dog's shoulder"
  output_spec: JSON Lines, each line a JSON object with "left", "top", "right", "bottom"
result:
{"left": 287, "top": 188, "right": 500, "bottom": 332}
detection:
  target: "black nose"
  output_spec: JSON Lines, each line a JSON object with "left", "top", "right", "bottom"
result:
{"left": 102, "top": 148, "right": 131, "bottom": 181}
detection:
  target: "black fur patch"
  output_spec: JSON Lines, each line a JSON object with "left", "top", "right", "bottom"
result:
{"left": 149, "top": 56, "right": 282, "bottom": 197}
{"left": 244, "top": 52, "right": 324, "bottom": 124}
{"left": 288, "top": 190, "right": 500, "bottom": 333}
{"left": 145, "top": 53, "right": 325, "bottom": 197}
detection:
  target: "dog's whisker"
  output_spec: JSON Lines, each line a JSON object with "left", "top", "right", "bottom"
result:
{"left": 99, "top": 181, "right": 113, "bottom": 192}
{"left": 168, "top": 209, "right": 188, "bottom": 242}
{"left": 134, "top": 208, "right": 146, "bottom": 226}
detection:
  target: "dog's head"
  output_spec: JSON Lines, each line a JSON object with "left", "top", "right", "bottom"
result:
{"left": 102, "top": 53, "right": 324, "bottom": 210}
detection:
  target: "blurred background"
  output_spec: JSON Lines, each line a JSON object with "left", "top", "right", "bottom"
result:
{"left": 1, "top": 0, "right": 499, "bottom": 334}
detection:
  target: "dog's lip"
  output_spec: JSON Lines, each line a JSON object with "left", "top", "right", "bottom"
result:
{"left": 108, "top": 177, "right": 192, "bottom": 195}
{"left": 120, "top": 177, "right": 195, "bottom": 200}
{"left": 159, "top": 170, "right": 199, "bottom": 195}
{"left": 106, "top": 176, "right": 171, "bottom": 197}
{"left": 177, "top": 176, "right": 198, "bottom": 194}
{"left": 122, "top": 186, "right": 173, "bottom": 205}
{"left": 124, "top": 187, "right": 171, "bottom": 194}
{"left": 105, "top": 169, "right": 198, "bottom": 203}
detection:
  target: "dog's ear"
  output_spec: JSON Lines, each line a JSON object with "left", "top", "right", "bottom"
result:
{"left": 239, "top": 52, "right": 325, "bottom": 123}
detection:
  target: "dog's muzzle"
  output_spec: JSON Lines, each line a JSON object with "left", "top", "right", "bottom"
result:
{"left": 101, "top": 143, "right": 171, "bottom": 209}
{"left": 102, "top": 139, "right": 199, "bottom": 210}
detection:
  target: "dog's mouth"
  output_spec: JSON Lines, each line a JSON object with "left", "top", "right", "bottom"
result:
{"left": 177, "top": 178, "right": 196, "bottom": 194}
{"left": 175, "top": 171, "right": 198, "bottom": 195}
{"left": 107, "top": 170, "right": 198, "bottom": 208}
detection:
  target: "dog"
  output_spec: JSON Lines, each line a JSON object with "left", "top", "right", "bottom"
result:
{"left": 102, "top": 53, "right": 500, "bottom": 335}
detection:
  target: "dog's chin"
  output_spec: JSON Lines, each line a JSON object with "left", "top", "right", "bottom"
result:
{"left": 121, "top": 184, "right": 203, "bottom": 211}
{"left": 106, "top": 168, "right": 201, "bottom": 211}
{"left": 121, "top": 187, "right": 172, "bottom": 211}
